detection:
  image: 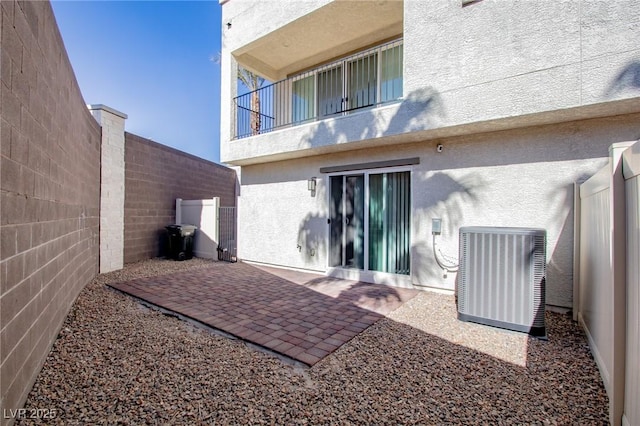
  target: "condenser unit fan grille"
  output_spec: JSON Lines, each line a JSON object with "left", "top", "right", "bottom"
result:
{"left": 458, "top": 227, "right": 546, "bottom": 336}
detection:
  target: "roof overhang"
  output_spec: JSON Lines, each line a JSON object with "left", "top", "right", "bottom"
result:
{"left": 232, "top": 0, "right": 403, "bottom": 81}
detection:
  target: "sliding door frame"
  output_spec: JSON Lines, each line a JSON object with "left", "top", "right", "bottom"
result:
{"left": 325, "top": 165, "right": 413, "bottom": 279}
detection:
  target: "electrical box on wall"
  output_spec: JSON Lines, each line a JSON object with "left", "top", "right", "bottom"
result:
{"left": 431, "top": 218, "right": 442, "bottom": 235}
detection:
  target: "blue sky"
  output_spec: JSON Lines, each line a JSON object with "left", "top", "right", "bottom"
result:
{"left": 51, "top": 1, "right": 222, "bottom": 163}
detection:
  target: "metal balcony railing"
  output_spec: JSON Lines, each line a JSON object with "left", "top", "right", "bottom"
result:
{"left": 233, "top": 38, "right": 403, "bottom": 139}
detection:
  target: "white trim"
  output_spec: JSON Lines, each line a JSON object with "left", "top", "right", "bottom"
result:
{"left": 327, "top": 267, "right": 414, "bottom": 289}
{"left": 325, "top": 164, "right": 413, "bottom": 178}
{"left": 341, "top": 176, "right": 347, "bottom": 266}
{"left": 622, "top": 139, "right": 640, "bottom": 180}
{"left": 364, "top": 174, "right": 370, "bottom": 272}
{"left": 87, "top": 104, "right": 128, "bottom": 119}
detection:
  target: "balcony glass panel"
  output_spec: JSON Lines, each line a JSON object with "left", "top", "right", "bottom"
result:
{"left": 233, "top": 38, "right": 403, "bottom": 139}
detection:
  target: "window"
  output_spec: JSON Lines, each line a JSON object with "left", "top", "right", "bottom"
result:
{"left": 292, "top": 75, "right": 314, "bottom": 123}
{"left": 380, "top": 44, "right": 403, "bottom": 103}
{"left": 234, "top": 40, "right": 403, "bottom": 138}
{"left": 347, "top": 53, "right": 377, "bottom": 111}
{"left": 317, "top": 65, "right": 343, "bottom": 117}
{"left": 291, "top": 39, "right": 403, "bottom": 123}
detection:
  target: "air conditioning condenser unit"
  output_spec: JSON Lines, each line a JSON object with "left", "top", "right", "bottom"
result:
{"left": 458, "top": 227, "right": 546, "bottom": 337}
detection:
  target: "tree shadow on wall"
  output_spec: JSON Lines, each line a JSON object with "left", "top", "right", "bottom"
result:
{"left": 412, "top": 171, "right": 485, "bottom": 287}
{"left": 605, "top": 60, "right": 640, "bottom": 98}
{"left": 293, "top": 86, "right": 488, "bottom": 294}
{"left": 385, "top": 87, "right": 446, "bottom": 136}
{"left": 295, "top": 170, "right": 485, "bottom": 288}
{"left": 294, "top": 87, "right": 447, "bottom": 270}
{"left": 298, "top": 87, "right": 446, "bottom": 152}
{"left": 296, "top": 212, "right": 327, "bottom": 265}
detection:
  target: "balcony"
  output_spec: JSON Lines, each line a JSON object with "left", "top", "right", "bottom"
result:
{"left": 233, "top": 39, "right": 403, "bottom": 140}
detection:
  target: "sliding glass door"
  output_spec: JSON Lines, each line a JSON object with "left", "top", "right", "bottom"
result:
{"left": 329, "top": 170, "right": 410, "bottom": 275}
{"left": 291, "top": 40, "right": 403, "bottom": 122}
{"left": 347, "top": 53, "right": 377, "bottom": 112}
{"left": 380, "top": 43, "right": 403, "bottom": 103}
{"left": 329, "top": 175, "right": 364, "bottom": 269}
{"left": 368, "top": 172, "right": 411, "bottom": 274}
{"left": 317, "top": 66, "right": 343, "bottom": 118}
{"left": 292, "top": 75, "right": 315, "bottom": 123}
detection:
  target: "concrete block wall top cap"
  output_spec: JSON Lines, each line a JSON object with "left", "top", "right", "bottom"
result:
{"left": 87, "top": 104, "right": 128, "bottom": 119}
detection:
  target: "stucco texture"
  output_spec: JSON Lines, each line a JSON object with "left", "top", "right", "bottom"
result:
{"left": 220, "top": 0, "right": 640, "bottom": 166}
{"left": 236, "top": 113, "right": 640, "bottom": 308}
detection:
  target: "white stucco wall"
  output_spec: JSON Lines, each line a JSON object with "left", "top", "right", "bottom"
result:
{"left": 222, "top": 0, "right": 640, "bottom": 307}
{"left": 404, "top": 0, "right": 640, "bottom": 122}
{"left": 238, "top": 163, "right": 327, "bottom": 272}
{"left": 221, "top": 0, "right": 331, "bottom": 53}
{"left": 220, "top": 0, "right": 332, "bottom": 160}
{"left": 236, "top": 113, "right": 640, "bottom": 308}
{"left": 220, "top": 0, "right": 640, "bottom": 165}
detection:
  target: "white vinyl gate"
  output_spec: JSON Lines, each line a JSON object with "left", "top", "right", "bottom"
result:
{"left": 218, "top": 207, "right": 237, "bottom": 262}
{"left": 175, "top": 199, "right": 237, "bottom": 263}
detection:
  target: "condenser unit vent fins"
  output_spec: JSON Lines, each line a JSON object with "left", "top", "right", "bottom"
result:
{"left": 458, "top": 227, "right": 546, "bottom": 336}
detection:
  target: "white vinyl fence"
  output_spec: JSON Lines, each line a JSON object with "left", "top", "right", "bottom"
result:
{"left": 576, "top": 141, "right": 639, "bottom": 426}
{"left": 622, "top": 142, "right": 640, "bottom": 426}
{"left": 175, "top": 198, "right": 237, "bottom": 262}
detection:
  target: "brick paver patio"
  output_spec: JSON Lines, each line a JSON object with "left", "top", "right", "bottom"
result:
{"left": 108, "top": 261, "right": 418, "bottom": 366}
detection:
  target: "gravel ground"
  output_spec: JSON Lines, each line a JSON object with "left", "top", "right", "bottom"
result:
{"left": 18, "top": 258, "right": 608, "bottom": 425}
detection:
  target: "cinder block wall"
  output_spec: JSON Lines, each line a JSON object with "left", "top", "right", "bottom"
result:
{"left": 124, "top": 133, "right": 236, "bottom": 263}
{"left": 0, "top": 0, "right": 101, "bottom": 416}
